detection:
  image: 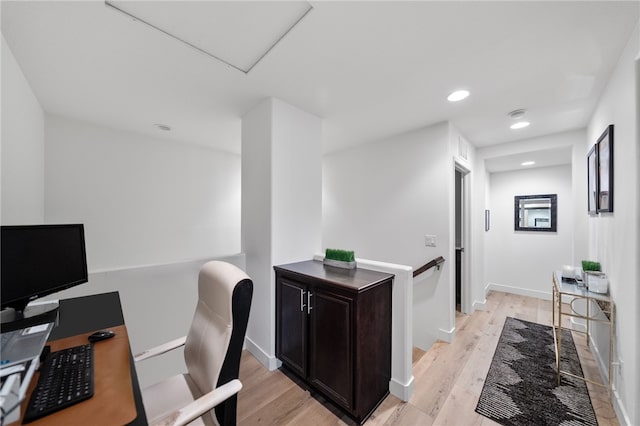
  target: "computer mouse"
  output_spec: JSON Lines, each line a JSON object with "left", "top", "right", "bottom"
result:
{"left": 88, "top": 330, "right": 115, "bottom": 343}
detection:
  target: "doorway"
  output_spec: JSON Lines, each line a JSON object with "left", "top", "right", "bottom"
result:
{"left": 455, "top": 165, "right": 470, "bottom": 314}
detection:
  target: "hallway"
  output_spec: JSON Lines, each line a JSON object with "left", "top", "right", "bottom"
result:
{"left": 236, "top": 291, "right": 618, "bottom": 425}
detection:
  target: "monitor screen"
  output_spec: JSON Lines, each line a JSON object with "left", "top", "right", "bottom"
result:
{"left": 1, "top": 224, "right": 88, "bottom": 312}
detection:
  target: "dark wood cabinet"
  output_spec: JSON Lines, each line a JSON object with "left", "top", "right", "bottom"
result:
{"left": 277, "top": 278, "right": 308, "bottom": 377}
{"left": 275, "top": 260, "right": 393, "bottom": 424}
{"left": 309, "top": 286, "right": 353, "bottom": 408}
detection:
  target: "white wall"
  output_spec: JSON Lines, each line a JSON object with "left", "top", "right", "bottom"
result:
{"left": 1, "top": 35, "right": 45, "bottom": 224}
{"left": 44, "top": 114, "right": 241, "bottom": 271}
{"left": 323, "top": 122, "right": 454, "bottom": 350}
{"left": 470, "top": 159, "right": 490, "bottom": 310}
{"left": 486, "top": 165, "right": 572, "bottom": 298}
{"left": 571, "top": 131, "right": 589, "bottom": 267}
{"left": 637, "top": 50, "right": 640, "bottom": 426}
{"left": 42, "top": 253, "right": 246, "bottom": 388}
{"left": 2, "top": 35, "right": 246, "bottom": 388}
{"left": 271, "top": 99, "right": 323, "bottom": 267}
{"left": 241, "top": 98, "right": 322, "bottom": 369}
{"left": 449, "top": 124, "right": 476, "bottom": 315}
{"left": 240, "top": 98, "right": 273, "bottom": 367}
{"left": 474, "top": 129, "right": 585, "bottom": 302}
{"left": 38, "top": 113, "right": 242, "bottom": 388}
{"left": 586, "top": 20, "right": 639, "bottom": 426}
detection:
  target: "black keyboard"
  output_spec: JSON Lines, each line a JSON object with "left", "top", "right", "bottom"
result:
{"left": 23, "top": 344, "right": 94, "bottom": 423}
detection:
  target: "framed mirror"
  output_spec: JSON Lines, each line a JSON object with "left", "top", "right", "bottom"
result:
{"left": 514, "top": 194, "right": 557, "bottom": 232}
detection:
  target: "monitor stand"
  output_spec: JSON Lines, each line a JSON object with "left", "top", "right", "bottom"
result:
{"left": 1, "top": 302, "right": 59, "bottom": 333}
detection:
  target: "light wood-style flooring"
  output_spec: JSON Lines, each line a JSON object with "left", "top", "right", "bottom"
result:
{"left": 236, "top": 291, "right": 618, "bottom": 425}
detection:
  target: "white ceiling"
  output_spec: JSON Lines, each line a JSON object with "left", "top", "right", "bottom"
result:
{"left": 105, "top": 1, "right": 314, "bottom": 73}
{"left": 2, "top": 1, "right": 638, "bottom": 171}
{"left": 484, "top": 146, "right": 573, "bottom": 173}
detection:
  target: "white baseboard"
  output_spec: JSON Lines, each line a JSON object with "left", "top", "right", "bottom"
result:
{"left": 569, "top": 301, "right": 632, "bottom": 426}
{"left": 486, "top": 282, "right": 551, "bottom": 301}
{"left": 583, "top": 313, "right": 632, "bottom": 426}
{"left": 611, "top": 385, "right": 632, "bottom": 426}
{"left": 389, "top": 375, "right": 414, "bottom": 402}
{"left": 438, "top": 326, "right": 455, "bottom": 343}
{"left": 590, "top": 338, "right": 632, "bottom": 426}
{"left": 245, "top": 337, "right": 280, "bottom": 371}
{"left": 473, "top": 299, "right": 487, "bottom": 311}
{"left": 589, "top": 332, "right": 631, "bottom": 425}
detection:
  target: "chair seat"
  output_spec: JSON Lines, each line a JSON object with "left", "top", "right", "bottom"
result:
{"left": 142, "top": 374, "right": 216, "bottom": 426}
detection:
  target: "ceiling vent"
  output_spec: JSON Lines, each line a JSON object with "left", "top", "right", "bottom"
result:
{"left": 508, "top": 109, "right": 526, "bottom": 119}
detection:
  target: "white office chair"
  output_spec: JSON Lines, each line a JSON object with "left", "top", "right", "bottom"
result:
{"left": 134, "top": 261, "right": 253, "bottom": 426}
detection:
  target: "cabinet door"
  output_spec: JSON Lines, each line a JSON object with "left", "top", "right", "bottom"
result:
{"left": 309, "top": 288, "right": 353, "bottom": 410}
{"left": 276, "top": 278, "right": 308, "bottom": 378}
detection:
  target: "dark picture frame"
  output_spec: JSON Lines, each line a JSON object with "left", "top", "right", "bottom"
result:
{"left": 587, "top": 145, "right": 598, "bottom": 214}
{"left": 596, "top": 125, "right": 614, "bottom": 213}
{"left": 514, "top": 194, "right": 557, "bottom": 232}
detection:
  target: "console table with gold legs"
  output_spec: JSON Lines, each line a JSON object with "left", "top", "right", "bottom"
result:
{"left": 551, "top": 271, "right": 614, "bottom": 395}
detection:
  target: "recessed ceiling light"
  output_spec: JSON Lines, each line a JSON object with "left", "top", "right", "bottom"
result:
{"left": 510, "top": 121, "right": 530, "bottom": 130}
{"left": 447, "top": 90, "right": 470, "bottom": 102}
{"left": 155, "top": 123, "right": 171, "bottom": 131}
{"left": 521, "top": 161, "right": 535, "bottom": 166}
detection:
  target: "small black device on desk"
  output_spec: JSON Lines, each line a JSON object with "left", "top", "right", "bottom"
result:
{"left": 88, "top": 330, "right": 115, "bottom": 343}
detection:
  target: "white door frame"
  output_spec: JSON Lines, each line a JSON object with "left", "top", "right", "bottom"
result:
{"left": 455, "top": 161, "right": 472, "bottom": 314}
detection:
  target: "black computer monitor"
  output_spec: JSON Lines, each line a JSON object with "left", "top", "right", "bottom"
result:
{"left": 1, "top": 224, "right": 88, "bottom": 326}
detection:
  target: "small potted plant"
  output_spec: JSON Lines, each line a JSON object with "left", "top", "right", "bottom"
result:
{"left": 581, "top": 260, "right": 602, "bottom": 290}
{"left": 323, "top": 248, "right": 357, "bottom": 269}
{"left": 581, "top": 260, "right": 601, "bottom": 273}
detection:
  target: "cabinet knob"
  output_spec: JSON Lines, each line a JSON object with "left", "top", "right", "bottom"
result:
{"left": 307, "top": 292, "right": 313, "bottom": 314}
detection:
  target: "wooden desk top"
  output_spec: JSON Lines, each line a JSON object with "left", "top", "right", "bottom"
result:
{"left": 17, "top": 325, "right": 137, "bottom": 426}
{"left": 13, "top": 292, "right": 147, "bottom": 425}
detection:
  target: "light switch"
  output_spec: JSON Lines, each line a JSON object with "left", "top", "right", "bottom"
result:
{"left": 425, "top": 235, "right": 436, "bottom": 247}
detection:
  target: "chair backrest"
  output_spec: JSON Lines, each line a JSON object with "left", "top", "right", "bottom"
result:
{"left": 183, "top": 261, "right": 253, "bottom": 425}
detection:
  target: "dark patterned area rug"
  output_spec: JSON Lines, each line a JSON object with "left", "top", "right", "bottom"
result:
{"left": 475, "top": 317, "right": 598, "bottom": 426}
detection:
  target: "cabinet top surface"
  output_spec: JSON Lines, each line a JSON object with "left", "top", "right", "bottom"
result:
{"left": 274, "top": 260, "right": 394, "bottom": 291}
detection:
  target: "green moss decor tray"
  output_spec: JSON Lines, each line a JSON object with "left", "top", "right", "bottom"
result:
{"left": 323, "top": 258, "right": 357, "bottom": 269}
{"left": 323, "top": 248, "right": 357, "bottom": 269}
